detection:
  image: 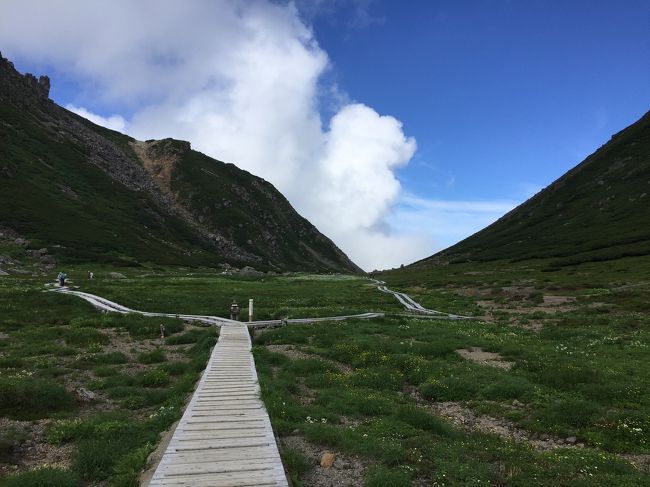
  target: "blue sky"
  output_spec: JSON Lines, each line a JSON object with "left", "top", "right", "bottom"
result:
{"left": 1, "top": 0, "right": 649, "bottom": 270}
{"left": 309, "top": 0, "right": 650, "bottom": 200}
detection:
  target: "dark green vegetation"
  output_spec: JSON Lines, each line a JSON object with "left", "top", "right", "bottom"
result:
{"left": 357, "top": 110, "right": 650, "bottom": 483}
{"left": 255, "top": 290, "right": 650, "bottom": 486}
{"left": 408, "top": 110, "right": 650, "bottom": 269}
{"left": 0, "top": 273, "right": 218, "bottom": 486}
{"left": 79, "top": 271, "right": 400, "bottom": 319}
{"left": 0, "top": 271, "right": 395, "bottom": 485}
{"left": 2, "top": 264, "right": 649, "bottom": 485}
{"left": 0, "top": 53, "right": 359, "bottom": 273}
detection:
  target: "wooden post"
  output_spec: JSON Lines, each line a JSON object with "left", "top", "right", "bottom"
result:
{"left": 248, "top": 299, "right": 254, "bottom": 322}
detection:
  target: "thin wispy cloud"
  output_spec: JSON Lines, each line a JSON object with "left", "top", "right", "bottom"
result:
{"left": 382, "top": 194, "right": 520, "bottom": 264}
{"left": 66, "top": 104, "right": 126, "bottom": 132}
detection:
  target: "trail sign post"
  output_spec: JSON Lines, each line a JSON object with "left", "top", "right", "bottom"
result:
{"left": 249, "top": 299, "right": 254, "bottom": 322}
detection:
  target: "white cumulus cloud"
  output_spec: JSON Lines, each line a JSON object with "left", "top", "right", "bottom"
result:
{"left": 0, "top": 0, "right": 502, "bottom": 270}
{"left": 65, "top": 104, "right": 126, "bottom": 132}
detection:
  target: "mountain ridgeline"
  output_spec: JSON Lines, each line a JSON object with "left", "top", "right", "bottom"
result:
{"left": 409, "top": 110, "right": 650, "bottom": 270}
{"left": 0, "top": 54, "right": 361, "bottom": 273}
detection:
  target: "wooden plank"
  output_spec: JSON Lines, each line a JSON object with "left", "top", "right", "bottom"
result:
{"left": 148, "top": 324, "right": 287, "bottom": 487}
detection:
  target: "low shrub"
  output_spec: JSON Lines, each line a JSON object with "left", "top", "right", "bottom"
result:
{"left": 63, "top": 327, "right": 109, "bottom": 347}
{"left": 137, "top": 368, "right": 170, "bottom": 387}
{"left": 394, "top": 405, "right": 457, "bottom": 437}
{"left": 0, "top": 377, "right": 74, "bottom": 419}
{"left": 138, "top": 349, "right": 166, "bottom": 364}
{"left": 280, "top": 446, "right": 311, "bottom": 485}
{"left": 364, "top": 465, "right": 411, "bottom": 487}
{"left": 0, "top": 467, "right": 82, "bottom": 487}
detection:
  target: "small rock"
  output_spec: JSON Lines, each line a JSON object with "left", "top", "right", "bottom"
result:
{"left": 0, "top": 268, "right": 8, "bottom": 276}
{"left": 40, "top": 254, "right": 56, "bottom": 264}
{"left": 108, "top": 272, "right": 126, "bottom": 279}
{"left": 76, "top": 387, "right": 96, "bottom": 402}
{"left": 540, "top": 433, "right": 550, "bottom": 440}
{"left": 566, "top": 436, "right": 577, "bottom": 444}
{"left": 291, "top": 429, "right": 300, "bottom": 435}
{"left": 512, "top": 399, "right": 522, "bottom": 407}
{"left": 320, "top": 452, "right": 335, "bottom": 469}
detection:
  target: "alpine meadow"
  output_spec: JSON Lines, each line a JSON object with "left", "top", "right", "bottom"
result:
{"left": 1, "top": 2, "right": 649, "bottom": 487}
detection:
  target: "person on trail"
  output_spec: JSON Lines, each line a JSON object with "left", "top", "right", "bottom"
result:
{"left": 230, "top": 300, "right": 240, "bottom": 321}
{"left": 87, "top": 271, "right": 94, "bottom": 279}
{"left": 57, "top": 271, "right": 67, "bottom": 287}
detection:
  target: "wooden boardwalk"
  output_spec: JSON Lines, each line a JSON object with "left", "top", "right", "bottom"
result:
{"left": 148, "top": 324, "right": 288, "bottom": 487}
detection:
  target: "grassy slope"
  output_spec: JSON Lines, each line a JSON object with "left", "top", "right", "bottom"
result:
{"left": 0, "top": 102, "right": 217, "bottom": 267}
{"left": 413, "top": 110, "right": 650, "bottom": 268}
{"left": 170, "top": 143, "right": 360, "bottom": 272}
{"left": 1, "top": 55, "right": 360, "bottom": 273}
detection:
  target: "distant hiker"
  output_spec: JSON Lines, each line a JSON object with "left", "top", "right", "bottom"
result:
{"left": 57, "top": 271, "right": 67, "bottom": 287}
{"left": 230, "top": 300, "right": 240, "bottom": 321}
{"left": 87, "top": 271, "right": 94, "bottom": 279}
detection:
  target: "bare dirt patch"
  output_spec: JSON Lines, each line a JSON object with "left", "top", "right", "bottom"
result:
{"left": 280, "top": 435, "right": 366, "bottom": 487}
{"left": 296, "top": 379, "right": 315, "bottom": 405}
{"left": 516, "top": 320, "right": 544, "bottom": 332}
{"left": 621, "top": 454, "right": 650, "bottom": 474}
{"left": 454, "top": 287, "right": 492, "bottom": 298}
{"left": 401, "top": 386, "right": 583, "bottom": 452}
{"left": 455, "top": 347, "right": 513, "bottom": 370}
{"left": 0, "top": 418, "right": 74, "bottom": 477}
{"left": 131, "top": 140, "right": 178, "bottom": 193}
{"left": 428, "top": 401, "right": 584, "bottom": 451}
{"left": 543, "top": 295, "right": 577, "bottom": 306}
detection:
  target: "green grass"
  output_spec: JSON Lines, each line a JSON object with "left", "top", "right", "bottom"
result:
{"left": 138, "top": 349, "right": 166, "bottom": 364}
{"left": 2, "top": 268, "right": 650, "bottom": 485}
{"left": 253, "top": 296, "right": 650, "bottom": 484}
{"left": 0, "top": 377, "right": 74, "bottom": 419}
{"left": 0, "top": 467, "right": 82, "bottom": 487}
{"left": 76, "top": 272, "right": 400, "bottom": 319}
{"left": 0, "top": 272, "right": 221, "bottom": 485}
{"left": 279, "top": 446, "right": 311, "bottom": 486}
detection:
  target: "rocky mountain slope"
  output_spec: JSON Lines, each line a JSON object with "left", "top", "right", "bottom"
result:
{"left": 0, "top": 53, "right": 361, "bottom": 272}
{"left": 407, "top": 109, "right": 650, "bottom": 270}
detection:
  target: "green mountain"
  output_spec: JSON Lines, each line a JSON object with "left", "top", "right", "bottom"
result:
{"left": 0, "top": 53, "right": 360, "bottom": 273}
{"left": 408, "top": 110, "right": 650, "bottom": 271}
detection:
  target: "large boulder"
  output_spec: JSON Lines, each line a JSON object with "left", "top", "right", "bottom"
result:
{"left": 108, "top": 272, "right": 127, "bottom": 279}
{"left": 237, "top": 266, "right": 263, "bottom": 277}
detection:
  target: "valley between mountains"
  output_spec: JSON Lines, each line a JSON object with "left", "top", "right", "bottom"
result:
{"left": 1, "top": 54, "right": 649, "bottom": 487}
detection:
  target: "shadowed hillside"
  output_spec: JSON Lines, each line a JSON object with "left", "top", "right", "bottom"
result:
{"left": 409, "top": 110, "right": 650, "bottom": 271}
{"left": 0, "top": 54, "right": 360, "bottom": 273}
